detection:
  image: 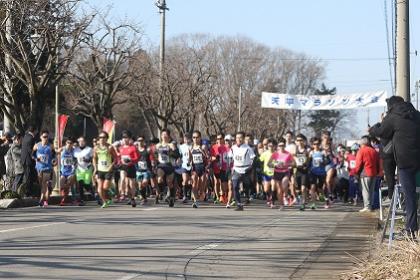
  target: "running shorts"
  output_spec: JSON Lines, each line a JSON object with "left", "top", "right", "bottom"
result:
{"left": 179, "top": 167, "right": 192, "bottom": 175}
{"left": 192, "top": 164, "right": 206, "bottom": 177}
{"left": 214, "top": 170, "right": 228, "bottom": 183}
{"left": 310, "top": 173, "right": 326, "bottom": 188}
{"left": 262, "top": 174, "right": 273, "bottom": 182}
{"left": 97, "top": 171, "right": 113, "bottom": 181}
{"left": 76, "top": 168, "right": 93, "bottom": 185}
{"left": 120, "top": 165, "right": 136, "bottom": 179}
{"left": 136, "top": 171, "right": 151, "bottom": 181}
{"left": 294, "top": 171, "right": 309, "bottom": 188}
{"left": 157, "top": 164, "right": 174, "bottom": 176}
{"left": 273, "top": 172, "right": 290, "bottom": 181}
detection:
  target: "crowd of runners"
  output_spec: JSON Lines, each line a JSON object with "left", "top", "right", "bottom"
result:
{"left": 26, "top": 128, "right": 383, "bottom": 211}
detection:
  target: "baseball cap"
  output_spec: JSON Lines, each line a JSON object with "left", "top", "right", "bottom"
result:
{"left": 224, "top": 134, "right": 233, "bottom": 141}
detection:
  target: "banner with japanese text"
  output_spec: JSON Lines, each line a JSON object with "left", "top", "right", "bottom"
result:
{"left": 261, "top": 91, "right": 388, "bottom": 110}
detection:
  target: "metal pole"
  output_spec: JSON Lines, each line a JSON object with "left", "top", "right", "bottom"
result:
{"left": 238, "top": 86, "right": 242, "bottom": 132}
{"left": 4, "top": 3, "right": 12, "bottom": 133}
{"left": 395, "top": 0, "right": 410, "bottom": 101}
{"left": 416, "top": 80, "right": 419, "bottom": 110}
{"left": 83, "top": 117, "right": 87, "bottom": 137}
{"left": 156, "top": 0, "right": 168, "bottom": 135}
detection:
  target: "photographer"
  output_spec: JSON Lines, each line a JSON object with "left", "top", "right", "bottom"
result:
{"left": 369, "top": 96, "right": 420, "bottom": 239}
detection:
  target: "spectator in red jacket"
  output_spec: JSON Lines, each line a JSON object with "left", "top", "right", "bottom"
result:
{"left": 354, "top": 135, "right": 380, "bottom": 212}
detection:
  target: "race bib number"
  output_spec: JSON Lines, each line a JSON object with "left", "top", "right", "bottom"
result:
{"left": 313, "top": 158, "right": 322, "bottom": 168}
{"left": 276, "top": 160, "right": 285, "bottom": 168}
{"left": 349, "top": 160, "right": 356, "bottom": 169}
{"left": 192, "top": 153, "right": 203, "bottom": 164}
{"left": 98, "top": 160, "right": 109, "bottom": 170}
{"left": 121, "top": 155, "right": 131, "bottom": 163}
{"left": 138, "top": 161, "right": 147, "bottom": 170}
{"left": 159, "top": 153, "right": 170, "bottom": 164}
{"left": 38, "top": 154, "right": 48, "bottom": 163}
{"left": 63, "top": 157, "right": 73, "bottom": 166}
{"left": 234, "top": 155, "right": 244, "bottom": 163}
{"left": 297, "top": 156, "right": 306, "bottom": 166}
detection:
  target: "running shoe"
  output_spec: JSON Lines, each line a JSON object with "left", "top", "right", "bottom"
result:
{"left": 155, "top": 196, "right": 160, "bottom": 204}
{"left": 39, "top": 200, "right": 44, "bottom": 208}
{"left": 359, "top": 207, "right": 370, "bottom": 213}
{"left": 182, "top": 196, "right": 188, "bottom": 204}
{"left": 214, "top": 198, "right": 220, "bottom": 205}
{"left": 131, "top": 199, "right": 137, "bottom": 208}
{"left": 106, "top": 199, "right": 113, "bottom": 206}
{"left": 319, "top": 194, "right": 325, "bottom": 202}
{"left": 43, "top": 201, "right": 48, "bottom": 208}
{"left": 192, "top": 202, "right": 198, "bottom": 208}
{"left": 234, "top": 204, "right": 244, "bottom": 211}
{"left": 324, "top": 200, "right": 331, "bottom": 209}
{"left": 226, "top": 203, "right": 231, "bottom": 209}
{"left": 284, "top": 197, "right": 289, "bottom": 206}
{"left": 299, "top": 204, "right": 305, "bottom": 211}
{"left": 168, "top": 197, "right": 175, "bottom": 207}
{"left": 231, "top": 200, "right": 236, "bottom": 207}
{"left": 60, "top": 198, "right": 66, "bottom": 206}
{"left": 101, "top": 202, "right": 109, "bottom": 208}
{"left": 78, "top": 200, "right": 86, "bottom": 206}
{"left": 310, "top": 203, "right": 316, "bottom": 210}
{"left": 270, "top": 203, "right": 275, "bottom": 209}
{"left": 278, "top": 205, "right": 284, "bottom": 211}
{"left": 219, "top": 195, "right": 225, "bottom": 204}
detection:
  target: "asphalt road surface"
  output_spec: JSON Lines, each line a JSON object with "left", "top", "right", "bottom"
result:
{"left": 0, "top": 201, "right": 376, "bottom": 280}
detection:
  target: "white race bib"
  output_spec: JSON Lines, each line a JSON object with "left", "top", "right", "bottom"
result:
{"left": 193, "top": 153, "right": 203, "bottom": 164}
{"left": 138, "top": 161, "right": 147, "bottom": 170}
{"left": 159, "top": 154, "right": 170, "bottom": 164}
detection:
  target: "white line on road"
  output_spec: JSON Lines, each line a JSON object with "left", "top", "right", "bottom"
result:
{"left": 117, "top": 274, "right": 142, "bottom": 280}
{"left": 142, "top": 208, "right": 158, "bottom": 211}
{"left": 0, "top": 222, "right": 67, "bottom": 233}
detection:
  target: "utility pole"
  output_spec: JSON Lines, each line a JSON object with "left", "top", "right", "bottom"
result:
{"left": 156, "top": 0, "right": 168, "bottom": 135}
{"left": 3, "top": 2, "right": 12, "bottom": 134}
{"left": 238, "top": 86, "right": 242, "bottom": 132}
{"left": 415, "top": 80, "right": 419, "bottom": 110}
{"left": 395, "top": 0, "right": 410, "bottom": 101}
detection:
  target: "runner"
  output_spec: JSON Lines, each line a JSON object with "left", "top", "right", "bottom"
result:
{"left": 178, "top": 133, "right": 192, "bottom": 203}
{"left": 229, "top": 131, "right": 256, "bottom": 211}
{"left": 224, "top": 134, "right": 234, "bottom": 208}
{"left": 74, "top": 136, "right": 93, "bottom": 206}
{"left": 323, "top": 143, "right": 336, "bottom": 208}
{"left": 33, "top": 130, "right": 55, "bottom": 208}
{"left": 190, "top": 131, "right": 208, "bottom": 208}
{"left": 118, "top": 130, "right": 139, "bottom": 207}
{"left": 210, "top": 133, "right": 229, "bottom": 205}
{"left": 93, "top": 131, "right": 118, "bottom": 208}
{"left": 294, "top": 134, "right": 310, "bottom": 210}
{"left": 135, "top": 136, "right": 153, "bottom": 205}
{"left": 308, "top": 137, "right": 327, "bottom": 210}
{"left": 153, "top": 129, "right": 180, "bottom": 207}
{"left": 268, "top": 138, "right": 294, "bottom": 210}
{"left": 59, "top": 138, "right": 76, "bottom": 206}
{"left": 347, "top": 144, "right": 360, "bottom": 205}
{"left": 259, "top": 138, "right": 275, "bottom": 208}
{"left": 285, "top": 131, "right": 297, "bottom": 205}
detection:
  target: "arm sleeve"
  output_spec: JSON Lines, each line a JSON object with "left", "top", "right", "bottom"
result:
{"left": 369, "top": 116, "right": 394, "bottom": 139}
{"left": 354, "top": 150, "right": 363, "bottom": 176}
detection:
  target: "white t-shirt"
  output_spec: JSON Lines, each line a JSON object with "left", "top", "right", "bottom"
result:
{"left": 178, "top": 143, "right": 192, "bottom": 170}
{"left": 74, "top": 146, "right": 93, "bottom": 171}
{"left": 230, "top": 144, "right": 255, "bottom": 174}
{"left": 285, "top": 143, "right": 297, "bottom": 155}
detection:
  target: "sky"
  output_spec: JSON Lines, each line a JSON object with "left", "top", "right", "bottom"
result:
{"left": 84, "top": 0, "right": 420, "bottom": 136}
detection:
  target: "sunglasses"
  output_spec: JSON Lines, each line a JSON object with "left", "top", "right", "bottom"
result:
{"left": 41, "top": 135, "right": 48, "bottom": 139}
{"left": 296, "top": 139, "right": 303, "bottom": 142}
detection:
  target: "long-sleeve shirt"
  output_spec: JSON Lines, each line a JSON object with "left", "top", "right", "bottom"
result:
{"left": 354, "top": 145, "right": 380, "bottom": 177}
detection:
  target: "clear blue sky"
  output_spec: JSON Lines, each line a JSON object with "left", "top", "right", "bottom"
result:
{"left": 85, "top": 0, "right": 420, "bottom": 134}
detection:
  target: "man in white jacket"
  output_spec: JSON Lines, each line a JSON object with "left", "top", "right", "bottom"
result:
{"left": 229, "top": 131, "right": 255, "bottom": 211}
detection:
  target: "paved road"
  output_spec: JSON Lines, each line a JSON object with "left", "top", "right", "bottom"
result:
{"left": 0, "top": 201, "right": 377, "bottom": 280}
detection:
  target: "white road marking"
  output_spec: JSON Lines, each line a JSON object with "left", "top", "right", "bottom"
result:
{"left": 0, "top": 222, "right": 67, "bottom": 233}
{"left": 142, "top": 208, "right": 158, "bottom": 211}
{"left": 117, "top": 274, "right": 141, "bottom": 280}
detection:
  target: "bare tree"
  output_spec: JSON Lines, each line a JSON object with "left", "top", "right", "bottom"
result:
{"left": 0, "top": 0, "right": 92, "bottom": 131}
{"left": 66, "top": 15, "right": 142, "bottom": 132}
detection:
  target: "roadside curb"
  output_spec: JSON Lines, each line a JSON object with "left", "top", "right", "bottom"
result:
{"left": 0, "top": 198, "right": 39, "bottom": 209}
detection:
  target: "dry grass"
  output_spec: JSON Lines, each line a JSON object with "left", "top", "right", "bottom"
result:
{"left": 342, "top": 235, "right": 420, "bottom": 280}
